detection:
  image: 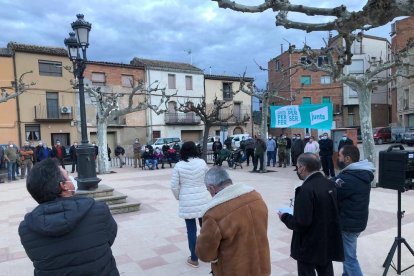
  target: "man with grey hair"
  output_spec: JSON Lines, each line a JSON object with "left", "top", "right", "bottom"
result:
{"left": 278, "top": 153, "right": 343, "bottom": 276}
{"left": 196, "top": 167, "right": 271, "bottom": 276}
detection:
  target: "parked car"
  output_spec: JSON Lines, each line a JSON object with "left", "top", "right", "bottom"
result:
{"left": 373, "top": 127, "right": 392, "bottom": 145}
{"left": 403, "top": 128, "right": 414, "bottom": 146}
{"left": 229, "top": 134, "right": 250, "bottom": 148}
{"left": 197, "top": 136, "right": 218, "bottom": 151}
{"left": 151, "top": 137, "right": 182, "bottom": 149}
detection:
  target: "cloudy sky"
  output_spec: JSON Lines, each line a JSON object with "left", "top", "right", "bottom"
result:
{"left": 0, "top": 0, "right": 398, "bottom": 89}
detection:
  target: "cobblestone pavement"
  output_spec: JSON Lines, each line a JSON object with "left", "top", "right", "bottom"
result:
{"left": 1, "top": 161, "right": 414, "bottom": 276}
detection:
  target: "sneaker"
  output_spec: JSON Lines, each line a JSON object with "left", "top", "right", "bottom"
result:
{"left": 187, "top": 257, "right": 199, "bottom": 268}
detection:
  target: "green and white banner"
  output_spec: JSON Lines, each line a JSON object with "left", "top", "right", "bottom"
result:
{"left": 270, "top": 104, "right": 333, "bottom": 129}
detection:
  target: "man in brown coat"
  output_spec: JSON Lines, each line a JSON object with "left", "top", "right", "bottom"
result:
{"left": 196, "top": 166, "right": 271, "bottom": 276}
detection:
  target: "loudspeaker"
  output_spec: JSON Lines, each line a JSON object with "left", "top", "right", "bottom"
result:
{"left": 378, "top": 145, "right": 414, "bottom": 192}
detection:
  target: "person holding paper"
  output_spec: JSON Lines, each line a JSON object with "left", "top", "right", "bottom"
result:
{"left": 278, "top": 153, "right": 343, "bottom": 276}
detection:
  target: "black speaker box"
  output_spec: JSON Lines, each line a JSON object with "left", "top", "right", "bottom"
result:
{"left": 378, "top": 145, "right": 414, "bottom": 192}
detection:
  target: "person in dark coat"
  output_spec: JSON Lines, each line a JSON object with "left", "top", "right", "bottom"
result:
{"left": 334, "top": 145, "right": 375, "bottom": 276}
{"left": 338, "top": 133, "right": 353, "bottom": 151}
{"left": 114, "top": 144, "right": 125, "bottom": 168}
{"left": 278, "top": 153, "right": 344, "bottom": 276}
{"left": 69, "top": 141, "right": 78, "bottom": 173}
{"left": 18, "top": 158, "right": 119, "bottom": 276}
{"left": 224, "top": 136, "right": 232, "bottom": 150}
{"left": 212, "top": 138, "right": 222, "bottom": 165}
{"left": 291, "top": 134, "right": 304, "bottom": 171}
{"left": 318, "top": 133, "right": 335, "bottom": 178}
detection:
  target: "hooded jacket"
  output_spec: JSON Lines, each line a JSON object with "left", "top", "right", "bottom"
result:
{"left": 196, "top": 184, "right": 271, "bottom": 276}
{"left": 18, "top": 197, "right": 119, "bottom": 276}
{"left": 334, "top": 159, "right": 375, "bottom": 233}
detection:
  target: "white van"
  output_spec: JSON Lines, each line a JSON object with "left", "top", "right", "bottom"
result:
{"left": 151, "top": 137, "right": 182, "bottom": 149}
{"left": 229, "top": 134, "right": 250, "bottom": 148}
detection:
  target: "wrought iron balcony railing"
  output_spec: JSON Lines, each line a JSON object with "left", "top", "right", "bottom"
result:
{"left": 34, "top": 105, "right": 73, "bottom": 121}
{"left": 165, "top": 112, "right": 201, "bottom": 125}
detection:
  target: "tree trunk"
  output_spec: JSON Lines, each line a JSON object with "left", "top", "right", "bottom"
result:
{"left": 201, "top": 124, "right": 211, "bottom": 162}
{"left": 97, "top": 118, "right": 110, "bottom": 174}
{"left": 358, "top": 88, "right": 376, "bottom": 166}
{"left": 260, "top": 97, "right": 269, "bottom": 171}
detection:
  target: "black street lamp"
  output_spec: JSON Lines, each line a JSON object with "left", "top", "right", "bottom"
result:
{"left": 64, "top": 14, "right": 101, "bottom": 190}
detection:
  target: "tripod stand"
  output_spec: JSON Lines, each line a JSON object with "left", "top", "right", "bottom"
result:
{"left": 382, "top": 190, "right": 414, "bottom": 275}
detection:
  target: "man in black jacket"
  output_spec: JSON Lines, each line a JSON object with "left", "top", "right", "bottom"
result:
{"left": 334, "top": 145, "right": 375, "bottom": 276}
{"left": 279, "top": 153, "right": 344, "bottom": 276}
{"left": 338, "top": 133, "right": 353, "bottom": 151}
{"left": 18, "top": 158, "right": 119, "bottom": 276}
{"left": 114, "top": 144, "right": 125, "bottom": 168}
{"left": 318, "top": 133, "right": 335, "bottom": 178}
{"left": 291, "top": 134, "right": 304, "bottom": 171}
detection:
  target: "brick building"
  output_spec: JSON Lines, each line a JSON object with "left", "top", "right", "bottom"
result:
{"left": 390, "top": 16, "right": 414, "bottom": 127}
{"left": 268, "top": 50, "right": 343, "bottom": 138}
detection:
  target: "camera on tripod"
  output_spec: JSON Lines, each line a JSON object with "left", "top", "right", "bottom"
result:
{"left": 378, "top": 145, "right": 414, "bottom": 192}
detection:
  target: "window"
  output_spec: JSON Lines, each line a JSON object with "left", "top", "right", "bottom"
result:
{"left": 168, "top": 74, "right": 176, "bottom": 89}
{"left": 348, "top": 59, "right": 364, "bottom": 74}
{"left": 46, "top": 92, "right": 59, "bottom": 119}
{"left": 300, "top": 56, "right": 312, "bottom": 65}
{"left": 322, "top": 97, "right": 331, "bottom": 103}
{"left": 185, "top": 76, "right": 193, "bottom": 90}
{"left": 38, "top": 60, "right": 62, "bottom": 77}
{"left": 320, "top": 76, "right": 331, "bottom": 84}
{"left": 152, "top": 131, "right": 161, "bottom": 139}
{"left": 302, "top": 97, "right": 312, "bottom": 105}
{"left": 275, "top": 60, "right": 281, "bottom": 71}
{"left": 91, "top": 72, "right": 106, "bottom": 86}
{"left": 121, "top": 75, "right": 133, "bottom": 87}
{"left": 300, "top": 75, "right": 311, "bottom": 86}
{"left": 25, "top": 124, "right": 41, "bottom": 141}
{"left": 352, "top": 41, "right": 364, "bottom": 54}
{"left": 318, "top": 56, "right": 329, "bottom": 67}
{"left": 223, "top": 82, "right": 233, "bottom": 101}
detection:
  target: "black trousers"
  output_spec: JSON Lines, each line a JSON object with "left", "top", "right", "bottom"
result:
{"left": 297, "top": 261, "right": 334, "bottom": 276}
{"left": 320, "top": 155, "right": 335, "bottom": 177}
{"left": 245, "top": 149, "right": 254, "bottom": 166}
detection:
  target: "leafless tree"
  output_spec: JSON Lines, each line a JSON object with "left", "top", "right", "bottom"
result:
{"left": 85, "top": 80, "right": 174, "bottom": 173}
{"left": 0, "top": 71, "right": 35, "bottom": 103}
{"left": 213, "top": 0, "right": 414, "bottom": 65}
{"left": 292, "top": 42, "right": 414, "bottom": 166}
{"left": 177, "top": 96, "right": 250, "bottom": 161}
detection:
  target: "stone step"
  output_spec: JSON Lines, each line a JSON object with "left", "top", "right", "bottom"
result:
{"left": 95, "top": 191, "right": 127, "bottom": 205}
{"left": 75, "top": 184, "right": 114, "bottom": 198}
{"left": 109, "top": 200, "right": 141, "bottom": 214}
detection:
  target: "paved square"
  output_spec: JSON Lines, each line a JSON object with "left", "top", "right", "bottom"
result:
{"left": 1, "top": 163, "right": 414, "bottom": 276}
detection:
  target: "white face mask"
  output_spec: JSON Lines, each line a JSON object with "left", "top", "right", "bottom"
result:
{"left": 9, "top": 144, "right": 13, "bottom": 148}
{"left": 69, "top": 175, "right": 78, "bottom": 191}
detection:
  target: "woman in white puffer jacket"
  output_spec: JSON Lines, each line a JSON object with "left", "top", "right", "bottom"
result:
{"left": 171, "top": 141, "right": 211, "bottom": 268}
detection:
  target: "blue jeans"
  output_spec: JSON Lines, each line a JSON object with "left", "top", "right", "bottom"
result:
{"left": 7, "top": 161, "right": 16, "bottom": 180}
{"left": 185, "top": 218, "right": 202, "bottom": 261}
{"left": 267, "top": 151, "right": 276, "bottom": 166}
{"left": 342, "top": 231, "right": 363, "bottom": 276}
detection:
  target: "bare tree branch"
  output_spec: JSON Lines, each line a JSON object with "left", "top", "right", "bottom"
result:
{"left": 0, "top": 71, "right": 35, "bottom": 103}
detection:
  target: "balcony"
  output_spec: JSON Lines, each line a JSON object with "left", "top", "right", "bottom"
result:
{"left": 165, "top": 112, "right": 201, "bottom": 125}
{"left": 219, "top": 109, "right": 250, "bottom": 124}
{"left": 34, "top": 105, "right": 73, "bottom": 122}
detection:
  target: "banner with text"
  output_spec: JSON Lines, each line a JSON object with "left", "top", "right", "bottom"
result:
{"left": 270, "top": 104, "right": 333, "bottom": 129}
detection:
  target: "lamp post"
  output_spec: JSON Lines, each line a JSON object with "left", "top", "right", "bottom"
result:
{"left": 64, "top": 14, "right": 101, "bottom": 190}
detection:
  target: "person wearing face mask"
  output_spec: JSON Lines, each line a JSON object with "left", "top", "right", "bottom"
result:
{"left": 20, "top": 141, "right": 34, "bottom": 179}
{"left": 277, "top": 134, "right": 288, "bottom": 168}
{"left": 278, "top": 153, "right": 344, "bottom": 276}
{"left": 318, "top": 133, "right": 335, "bottom": 178}
{"left": 36, "top": 142, "right": 51, "bottom": 162}
{"left": 51, "top": 140, "right": 66, "bottom": 169}
{"left": 304, "top": 136, "right": 320, "bottom": 154}
{"left": 153, "top": 147, "right": 165, "bottom": 169}
{"left": 18, "top": 158, "right": 119, "bottom": 275}
{"left": 114, "top": 144, "right": 126, "bottom": 168}
{"left": 338, "top": 133, "right": 354, "bottom": 152}
{"left": 69, "top": 141, "right": 78, "bottom": 173}
{"left": 333, "top": 145, "right": 374, "bottom": 276}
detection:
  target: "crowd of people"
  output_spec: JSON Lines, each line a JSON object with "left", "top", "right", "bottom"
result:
{"left": 10, "top": 130, "right": 372, "bottom": 276}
